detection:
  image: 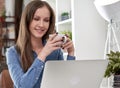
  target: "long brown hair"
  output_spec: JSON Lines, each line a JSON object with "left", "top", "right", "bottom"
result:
{"left": 16, "top": 0, "right": 55, "bottom": 72}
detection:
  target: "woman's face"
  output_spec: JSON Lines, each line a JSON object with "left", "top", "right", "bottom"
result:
{"left": 29, "top": 6, "right": 50, "bottom": 40}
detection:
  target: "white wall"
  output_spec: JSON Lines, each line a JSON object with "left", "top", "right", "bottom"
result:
{"left": 6, "top": 0, "right": 108, "bottom": 60}
{"left": 73, "top": 0, "right": 108, "bottom": 60}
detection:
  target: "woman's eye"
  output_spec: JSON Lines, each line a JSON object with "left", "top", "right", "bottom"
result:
{"left": 33, "top": 18, "right": 39, "bottom": 21}
{"left": 44, "top": 19, "right": 50, "bottom": 22}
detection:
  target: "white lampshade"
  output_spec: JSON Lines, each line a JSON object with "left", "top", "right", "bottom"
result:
{"left": 94, "top": 0, "right": 120, "bottom": 22}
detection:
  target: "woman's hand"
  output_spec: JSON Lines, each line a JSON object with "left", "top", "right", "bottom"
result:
{"left": 62, "top": 36, "right": 75, "bottom": 56}
{"left": 38, "top": 33, "right": 63, "bottom": 61}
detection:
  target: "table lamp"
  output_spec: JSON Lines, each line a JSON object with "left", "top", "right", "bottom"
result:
{"left": 94, "top": 0, "right": 120, "bottom": 57}
{"left": 94, "top": 0, "right": 120, "bottom": 88}
{"left": 94, "top": 0, "right": 120, "bottom": 22}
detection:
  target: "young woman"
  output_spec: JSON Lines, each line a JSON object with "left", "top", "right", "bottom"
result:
{"left": 6, "top": 0, "right": 75, "bottom": 88}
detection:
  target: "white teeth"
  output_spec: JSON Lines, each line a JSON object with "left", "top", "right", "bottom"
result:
{"left": 36, "top": 29, "right": 44, "bottom": 33}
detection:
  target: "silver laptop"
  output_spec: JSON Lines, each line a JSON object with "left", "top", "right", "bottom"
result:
{"left": 41, "top": 59, "right": 108, "bottom": 88}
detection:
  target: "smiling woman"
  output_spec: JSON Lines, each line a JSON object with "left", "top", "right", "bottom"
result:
{"left": 5, "top": 1, "right": 75, "bottom": 88}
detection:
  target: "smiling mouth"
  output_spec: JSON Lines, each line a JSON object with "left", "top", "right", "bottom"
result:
{"left": 36, "top": 29, "right": 45, "bottom": 33}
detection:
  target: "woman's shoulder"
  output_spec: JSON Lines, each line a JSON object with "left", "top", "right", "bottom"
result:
{"left": 6, "top": 45, "right": 20, "bottom": 64}
{"left": 6, "top": 45, "right": 17, "bottom": 54}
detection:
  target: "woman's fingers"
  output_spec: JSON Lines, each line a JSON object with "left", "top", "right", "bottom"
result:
{"left": 48, "top": 35, "right": 65, "bottom": 45}
{"left": 52, "top": 41, "right": 63, "bottom": 47}
{"left": 48, "top": 33, "right": 57, "bottom": 41}
{"left": 62, "top": 40, "right": 72, "bottom": 49}
{"left": 48, "top": 33, "right": 73, "bottom": 50}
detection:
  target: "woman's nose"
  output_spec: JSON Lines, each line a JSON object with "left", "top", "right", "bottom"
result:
{"left": 39, "top": 20, "right": 44, "bottom": 27}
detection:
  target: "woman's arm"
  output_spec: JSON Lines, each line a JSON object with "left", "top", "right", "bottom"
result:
{"left": 6, "top": 46, "right": 44, "bottom": 88}
{"left": 67, "top": 55, "right": 75, "bottom": 60}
